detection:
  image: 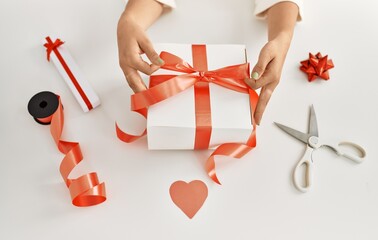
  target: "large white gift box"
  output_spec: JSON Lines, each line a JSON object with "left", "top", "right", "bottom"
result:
{"left": 146, "top": 44, "right": 255, "bottom": 150}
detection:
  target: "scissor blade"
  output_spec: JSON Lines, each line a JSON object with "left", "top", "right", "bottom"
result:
{"left": 274, "top": 122, "right": 310, "bottom": 144}
{"left": 309, "top": 105, "right": 319, "bottom": 137}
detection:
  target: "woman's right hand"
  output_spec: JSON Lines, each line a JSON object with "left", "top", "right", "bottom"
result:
{"left": 117, "top": 2, "right": 165, "bottom": 93}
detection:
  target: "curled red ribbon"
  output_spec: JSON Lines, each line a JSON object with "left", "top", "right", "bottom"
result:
{"left": 44, "top": 36, "right": 93, "bottom": 110}
{"left": 32, "top": 94, "right": 106, "bottom": 206}
{"left": 300, "top": 52, "right": 334, "bottom": 81}
{"left": 206, "top": 88, "right": 257, "bottom": 184}
{"left": 116, "top": 47, "right": 258, "bottom": 184}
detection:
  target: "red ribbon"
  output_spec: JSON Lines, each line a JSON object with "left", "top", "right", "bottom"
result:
{"left": 44, "top": 96, "right": 106, "bottom": 206}
{"left": 300, "top": 52, "right": 334, "bottom": 81}
{"left": 192, "top": 45, "right": 212, "bottom": 149}
{"left": 116, "top": 46, "right": 258, "bottom": 184}
{"left": 44, "top": 36, "right": 93, "bottom": 110}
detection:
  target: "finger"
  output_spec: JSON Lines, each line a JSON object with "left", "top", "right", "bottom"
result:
{"left": 122, "top": 66, "right": 147, "bottom": 93}
{"left": 251, "top": 47, "right": 273, "bottom": 80}
{"left": 245, "top": 75, "right": 269, "bottom": 90}
{"left": 139, "top": 37, "right": 164, "bottom": 66}
{"left": 130, "top": 56, "right": 160, "bottom": 75}
{"left": 253, "top": 84, "right": 276, "bottom": 125}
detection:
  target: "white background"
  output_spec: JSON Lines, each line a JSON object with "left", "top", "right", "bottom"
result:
{"left": 1, "top": 0, "right": 378, "bottom": 239}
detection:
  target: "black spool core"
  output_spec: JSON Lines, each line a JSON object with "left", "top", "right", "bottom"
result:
{"left": 39, "top": 101, "right": 48, "bottom": 109}
{"left": 28, "top": 91, "right": 59, "bottom": 125}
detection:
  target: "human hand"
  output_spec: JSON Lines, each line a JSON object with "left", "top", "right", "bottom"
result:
{"left": 117, "top": 13, "right": 164, "bottom": 93}
{"left": 245, "top": 34, "right": 291, "bottom": 125}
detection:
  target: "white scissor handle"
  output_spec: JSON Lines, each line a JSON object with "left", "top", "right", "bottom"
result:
{"left": 321, "top": 140, "right": 366, "bottom": 164}
{"left": 293, "top": 146, "right": 314, "bottom": 193}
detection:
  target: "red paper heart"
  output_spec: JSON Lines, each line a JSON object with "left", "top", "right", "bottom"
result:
{"left": 169, "top": 180, "right": 208, "bottom": 219}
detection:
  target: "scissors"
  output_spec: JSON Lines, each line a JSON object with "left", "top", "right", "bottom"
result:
{"left": 274, "top": 105, "right": 366, "bottom": 193}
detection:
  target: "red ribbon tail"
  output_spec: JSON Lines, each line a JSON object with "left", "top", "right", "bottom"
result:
{"left": 206, "top": 141, "right": 256, "bottom": 185}
{"left": 115, "top": 108, "right": 148, "bottom": 143}
{"left": 115, "top": 123, "right": 147, "bottom": 143}
{"left": 206, "top": 88, "right": 258, "bottom": 184}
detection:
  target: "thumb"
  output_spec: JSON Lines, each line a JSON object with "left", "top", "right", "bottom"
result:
{"left": 251, "top": 48, "right": 272, "bottom": 80}
{"left": 139, "top": 37, "right": 164, "bottom": 66}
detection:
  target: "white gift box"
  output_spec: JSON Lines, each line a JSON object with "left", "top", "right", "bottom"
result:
{"left": 146, "top": 44, "right": 254, "bottom": 150}
{"left": 43, "top": 36, "right": 101, "bottom": 112}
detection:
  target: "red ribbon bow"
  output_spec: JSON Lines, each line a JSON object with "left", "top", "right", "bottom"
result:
{"left": 116, "top": 47, "right": 258, "bottom": 184}
{"left": 44, "top": 38, "right": 64, "bottom": 61}
{"left": 130, "top": 51, "right": 253, "bottom": 111}
{"left": 300, "top": 52, "right": 334, "bottom": 81}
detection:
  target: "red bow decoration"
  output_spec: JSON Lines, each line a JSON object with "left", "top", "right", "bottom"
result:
{"left": 130, "top": 51, "right": 253, "bottom": 111}
{"left": 300, "top": 52, "right": 334, "bottom": 82}
{"left": 44, "top": 38, "right": 64, "bottom": 61}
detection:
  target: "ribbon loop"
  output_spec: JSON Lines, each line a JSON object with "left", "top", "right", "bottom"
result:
{"left": 160, "top": 51, "right": 196, "bottom": 73}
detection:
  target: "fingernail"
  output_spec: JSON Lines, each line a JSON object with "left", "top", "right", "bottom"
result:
{"left": 251, "top": 72, "right": 259, "bottom": 80}
{"left": 158, "top": 57, "right": 165, "bottom": 65}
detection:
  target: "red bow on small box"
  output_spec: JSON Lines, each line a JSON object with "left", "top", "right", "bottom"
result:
{"left": 300, "top": 52, "right": 334, "bottom": 82}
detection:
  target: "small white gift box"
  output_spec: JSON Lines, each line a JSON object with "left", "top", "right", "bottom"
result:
{"left": 43, "top": 36, "right": 100, "bottom": 112}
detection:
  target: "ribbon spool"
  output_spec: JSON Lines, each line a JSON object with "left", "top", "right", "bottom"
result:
{"left": 28, "top": 91, "right": 106, "bottom": 207}
{"left": 28, "top": 91, "right": 59, "bottom": 125}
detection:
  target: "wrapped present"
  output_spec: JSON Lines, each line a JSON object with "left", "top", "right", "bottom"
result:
{"left": 116, "top": 44, "right": 258, "bottom": 184}
{"left": 43, "top": 36, "right": 101, "bottom": 112}
{"left": 145, "top": 44, "right": 255, "bottom": 149}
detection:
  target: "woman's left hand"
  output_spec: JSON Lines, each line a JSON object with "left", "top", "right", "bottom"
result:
{"left": 245, "top": 34, "right": 291, "bottom": 125}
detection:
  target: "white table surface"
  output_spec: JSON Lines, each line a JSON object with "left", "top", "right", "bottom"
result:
{"left": 1, "top": 0, "right": 378, "bottom": 239}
